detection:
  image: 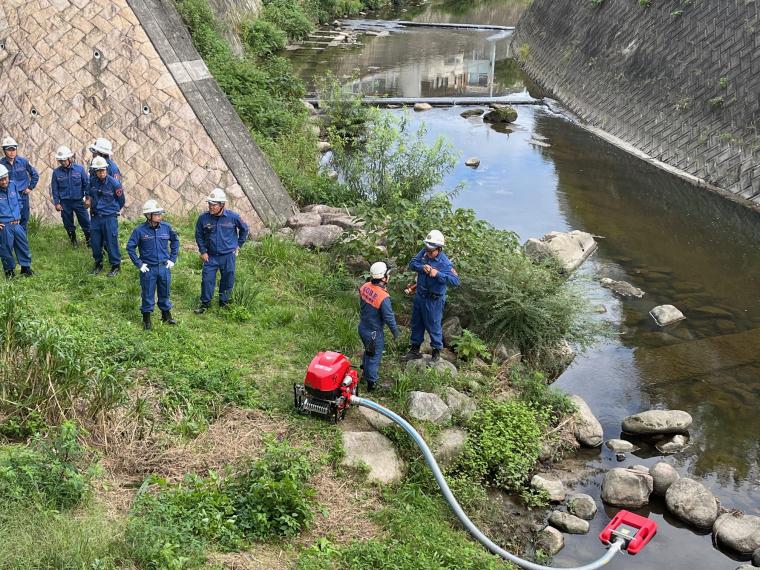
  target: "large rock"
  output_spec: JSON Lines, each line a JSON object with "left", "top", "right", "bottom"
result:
{"left": 606, "top": 439, "right": 636, "bottom": 453}
{"left": 601, "top": 468, "right": 653, "bottom": 508}
{"left": 523, "top": 230, "right": 598, "bottom": 273}
{"left": 569, "top": 395, "right": 604, "bottom": 448}
{"left": 320, "top": 212, "right": 364, "bottom": 229}
{"left": 483, "top": 105, "right": 518, "bottom": 123}
{"left": 460, "top": 108, "right": 485, "bottom": 118}
{"left": 414, "top": 102, "right": 432, "bottom": 111}
{"left": 713, "top": 513, "right": 760, "bottom": 555}
{"left": 358, "top": 406, "right": 394, "bottom": 430}
{"left": 531, "top": 474, "right": 566, "bottom": 502}
{"left": 567, "top": 493, "right": 597, "bottom": 520}
{"left": 441, "top": 317, "right": 463, "bottom": 346}
{"left": 656, "top": 434, "right": 689, "bottom": 453}
{"left": 665, "top": 478, "right": 718, "bottom": 529}
{"left": 622, "top": 410, "right": 692, "bottom": 435}
{"left": 406, "top": 354, "right": 458, "bottom": 376}
{"left": 493, "top": 342, "right": 521, "bottom": 364}
{"left": 443, "top": 387, "right": 476, "bottom": 420}
{"left": 753, "top": 548, "right": 760, "bottom": 566}
{"left": 600, "top": 278, "right": 645, "bottom": 298}
{"left": 465, "top": 157, "right": 480, "bottom": 167}
{"left": 549, "top": 511, "right": 590, "bottom": 534}
{"left": 341, "top": 431, "right": 404, "bottom": 483}
{"left": 407, "top": 391, "right": 451, "bottom": 423}
{"left": 434, "top": 428, "right": 468, "bottom": 468}
{"left": 650, "top": 304, "right": 686, "bottom": 326}
{"left": 536, "top": 526, "right": 564, "bottom": 556}
{"left": 650, "top": 461, "right": 679, "bottom": 496}
{"left": 287, "top": 211, "right": 322, "bottom": 229}
{"left": 294, "top": 225, "right": 344, "bottom": 248}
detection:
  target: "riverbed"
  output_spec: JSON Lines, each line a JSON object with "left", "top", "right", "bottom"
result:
{"left": 287, "top": 2, "right": 760, "bottom": 568}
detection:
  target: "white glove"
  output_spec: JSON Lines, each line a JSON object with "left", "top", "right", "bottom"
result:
{"left": 166, "top": 260, "right": 175, "bottom": 269}
{"left": 140, "top": 264, "right": 150, "bottom": 273}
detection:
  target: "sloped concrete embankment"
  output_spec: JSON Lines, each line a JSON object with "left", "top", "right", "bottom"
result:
{"left": 512, "top": 0, "right": 760, "bottom": 203}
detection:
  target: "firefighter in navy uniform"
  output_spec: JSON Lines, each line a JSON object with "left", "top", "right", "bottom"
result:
{"left": 404, "top": 230, "right": 460, "bottom": 362}
{"left": 126, "top": 200, "right": 180, "bottom": 330}
{"left": 358, "top": 261, "right": 400, "bottom": 391}
{"left": 0, "top": 164, "right": 34, "bottom": 278}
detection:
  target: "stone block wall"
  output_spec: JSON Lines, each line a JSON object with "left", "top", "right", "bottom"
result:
{"left": 512, "top": 0, "right": 760, "bottom": 202}
{"left": 0, "top": 0, "right": 267, "bottom": 228}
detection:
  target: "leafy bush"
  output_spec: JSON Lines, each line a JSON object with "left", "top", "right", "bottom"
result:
{"left": 0, "top": 422, "right": 94, "bottom": 510}
{"left": 331, "top": 110, "right": 458, "bottom": 205}
{"left": 317, "top": 74, "right": 373, "bottom": 145}
{"left": 450, "top": 330, "right": 489, "bottom": 361}
{"left": 226, "top": 439, "right": 316, "bottom": 538}
{"left": 455, "top": 400, "right": 544, "bottom": 491}
{"left": 126, "top": 440, "right": 316, "bottom": 568}
{"left": 242, "top": 18, "right": 287, "bottom": 57}
{"left": 510, "top": 368, "right": 576, "bottom": 425}
{"left": 262, "top": 0, "right": 314, "bottom": 41}
{"left": 0, "top": 288, "right": 128, "bottom": 436}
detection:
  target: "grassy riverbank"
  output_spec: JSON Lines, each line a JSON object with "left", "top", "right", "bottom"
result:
{"left": 0, "top": 219, "right": 576, "bottom": 568}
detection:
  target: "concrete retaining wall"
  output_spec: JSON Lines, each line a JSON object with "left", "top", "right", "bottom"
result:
{"left": 512, "top": 0, "right": 760, "bottom": 202}
{"left": 0, "top": 0, "right": 292, "bottom": 228}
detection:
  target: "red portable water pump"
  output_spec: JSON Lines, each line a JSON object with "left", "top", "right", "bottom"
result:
{"left": 294, "top": 351, "right": 360, "bottom": 423}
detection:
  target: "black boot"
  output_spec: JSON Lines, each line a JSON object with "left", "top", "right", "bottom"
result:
{"left": 431, "top": 348, "right": 441, "bottom": 362}
{"left": 91, "top": 263, "right": 103, "bottom": 275}
{"left": 403, "top": 345, "right": 422, "bottom": 361}
{"left": 20, "top": 266, "right": 34, "bottom": 277}
{"left": 67, "top": 230, "right": 78, "bottom": 247}
{"left": 219, "top": 299, "right": 231, "bottom": 309}
{"left": 194, "top": 302, "right": 210, "bottom": 314}
{"left": 142, "top": 312, "right": 152, "bottom": 330}
{"left": 161, "top": 310, "right": 177, "bottom": 325}
{"left": 107, "top": 265, "right": 120, "bottom": 277}
{"left": 4, "top": 269, "right": 14, "bottom": 279}
{"left": 84, "top": 232, "right": 91, "bottom": 248}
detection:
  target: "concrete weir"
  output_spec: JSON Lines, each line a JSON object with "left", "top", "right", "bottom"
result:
{"left": 0, "top": 0, "right": 293, "bottom": 228}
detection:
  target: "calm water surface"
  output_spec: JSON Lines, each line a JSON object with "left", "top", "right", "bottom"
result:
{"left": 287, "top": 3, "right": 760, "bottom": 567}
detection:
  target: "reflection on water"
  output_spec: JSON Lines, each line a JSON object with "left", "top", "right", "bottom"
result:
{"left": 288, "top": 23, "right": 523, "bottom": 98}
{"left": 376, "top": 0, "right": 531, "bottom": 27}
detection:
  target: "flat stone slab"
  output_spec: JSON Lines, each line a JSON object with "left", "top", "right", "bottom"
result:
{"left": 606, "top": 439, "right": 636, "bottom": 453}
{"left": 650, "top": 304, "right": 686, "bottom": 326}
{"left": 407, "top": 391, "right": 451, "bottom": 423}
{"left": 622, "top": 410, "right": 692, "bottom": 435}
{"left": 524, "top": 230, "right": 597, "bottom": 273}
{"left": 358, "top": 406, "right": 394, "bottom": 430}
{"left": 341, "top": 431, "right": 404, "bottom": 483}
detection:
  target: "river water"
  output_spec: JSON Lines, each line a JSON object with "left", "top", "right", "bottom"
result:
{"left": 287, "top": 2, "right": 760, "bottom": 568}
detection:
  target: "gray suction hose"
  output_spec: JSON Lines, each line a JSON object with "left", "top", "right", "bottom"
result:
{"left": 351, "top": 396, "right": 624, "bottom": 570}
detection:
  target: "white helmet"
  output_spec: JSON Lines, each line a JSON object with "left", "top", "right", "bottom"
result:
{"left": 55, "top": 145, "right": 74, "bottom": 160}
{"left": 206, "top": 187, "right": 227, "bottom": 203}
{"left": 424, "top": 229, "right": 445, "bottom": 249}
{"left": 2, "top": 137, "right": 18, "bottom": 149}
{"left": 370, "top": 261, "right": 389, "bottom": 279}
{"left": 0, "top": 164, "right": 8, "bottom": 178}
{"left": 142, "top": 199, "right": 164, "bottom": 215}
{"left": 89, "top": 138, "right": 113, "bottom": 155}
{"left": 91, "top": 156, "right": 108, "bottom": 170}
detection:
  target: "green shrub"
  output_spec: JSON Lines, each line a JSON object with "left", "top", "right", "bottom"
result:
{"left": 317, "top": 74, "right": 372, "bottom": 145}
{"left": 331, "top": 110, "right": 458, "bottom": 205}
{"left": 262, "top": 0, "right": 314, "bottom": 41}
{"left": 455, "top": 400, "right": 544, "bottom": 491}
{"left": 0, "top": 422, "right": 94, "bottom": 510}
{"left": 243, "top": 18, "right": 287, "bottom": 57}
{"left": 126, "top": 440, "right": 316, "bottom": 568}
{"left": 450, "top": 330, "right": 489, "bottom": 361}
{"left": 510, "top": 368, "right": 576, "bottom": 425}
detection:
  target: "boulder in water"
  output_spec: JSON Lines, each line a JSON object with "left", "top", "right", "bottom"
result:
{"left": 601, "top": 468, "right": 653, "bottom": 507}
{"left": 665, "top": 478, "right": 718, "bottom": 529}
{"left": 650, "top": 461, "right": 679, "bottom": 496}
{"left": 622, "top": 410, "right": 692, "bottom": 435}
{"left": 713, "top": 512, "right": 760, "bottom": 555}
